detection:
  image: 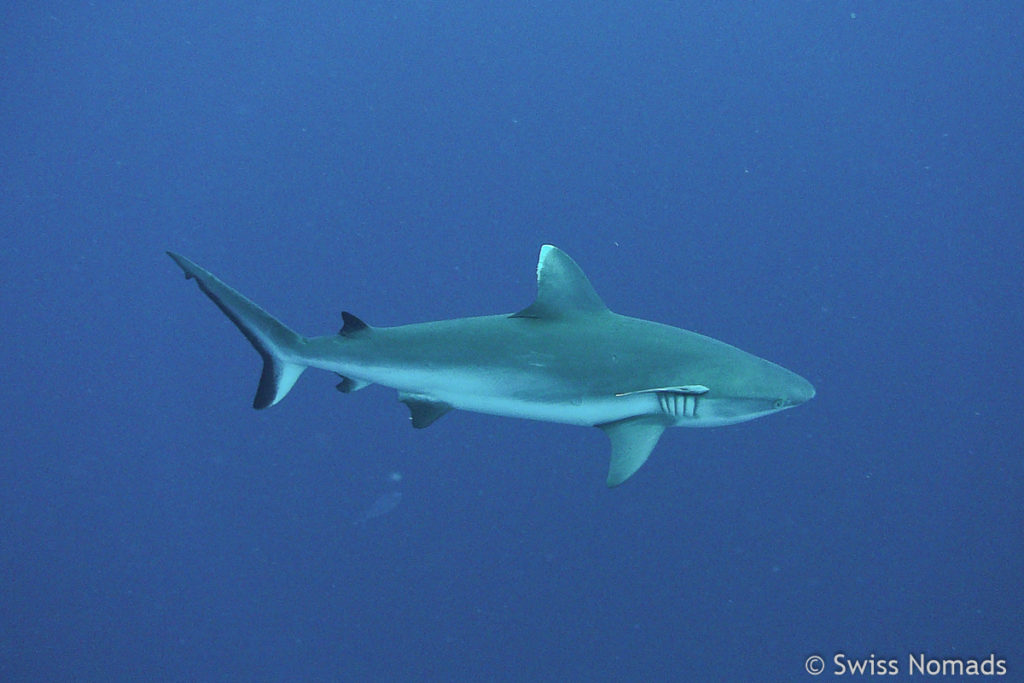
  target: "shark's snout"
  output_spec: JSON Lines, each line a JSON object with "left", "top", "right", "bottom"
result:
{"left": 790, "top": 374, "right": 816, "bottom": 404}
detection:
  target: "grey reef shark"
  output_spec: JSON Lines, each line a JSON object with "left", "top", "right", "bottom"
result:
{"left": 168, "top": 245, "right": 814, "bottom": 486}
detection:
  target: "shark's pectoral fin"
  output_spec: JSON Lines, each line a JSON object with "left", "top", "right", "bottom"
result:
{"left": 398, "top": 392, "right": 453, "bottom": 429}
{"left": 598, "top": 416, "right": 669, "bottom": 487}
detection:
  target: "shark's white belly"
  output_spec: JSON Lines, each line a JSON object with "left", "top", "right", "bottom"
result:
{"left": 318, "top": 351, "right": 790, "bottom": 428}
{"left": 437, "top": 390, "right": 652, "bottom": 426}
{"left": 322, "top": 361, "right": 652, "bottom": 426}
{"left": 435, "top": 388, "right": 769, "bottom": 428}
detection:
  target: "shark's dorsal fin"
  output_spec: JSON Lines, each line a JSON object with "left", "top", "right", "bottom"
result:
{"left": 598, "top": 416, "right": 669, "bottom": 487}
{"left": 339, "top": 311, "right": 371, "bottom": 337}
{"left": 511, "top": 245, "right": 609, "bottom": 319}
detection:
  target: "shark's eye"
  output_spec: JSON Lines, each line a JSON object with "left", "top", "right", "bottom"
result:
{"left": 773, "top": 398, "right": 787, "bottom": 409}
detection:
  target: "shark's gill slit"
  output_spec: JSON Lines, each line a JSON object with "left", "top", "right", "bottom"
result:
{"left": 657, "top": 391, "right": 698, "bottom": 418}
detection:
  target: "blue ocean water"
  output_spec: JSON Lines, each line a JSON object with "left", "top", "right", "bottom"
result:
{"left": 2, "top": 3, "right": 1021, "bottom": 680}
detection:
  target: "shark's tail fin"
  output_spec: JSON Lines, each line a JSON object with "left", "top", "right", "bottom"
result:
{"left": 168, "top": 252, "right": 308, "bottom": 409}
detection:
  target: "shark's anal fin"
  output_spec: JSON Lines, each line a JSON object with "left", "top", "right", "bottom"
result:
{"left": 336, "top": 375, "right": 372, "bottom": 393}
{"left": 398, "top": 392, "right": 452, "bottom": 429}
{"left": 598, "top": 416, "right": 669, "bottom": 487}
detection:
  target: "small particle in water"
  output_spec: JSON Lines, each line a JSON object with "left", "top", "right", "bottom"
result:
{"left": 388, "top": 471, "right": 402, "bottom": 482}
{"left": 355, "top": 491, "right": 402, "bottom": 524}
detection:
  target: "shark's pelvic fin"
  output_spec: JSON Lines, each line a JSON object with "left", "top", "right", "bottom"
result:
{"left": 398, "top": 392, "right": 453, "bottom": 429}
{"left": 167, "top": 252, "right": 308, "bottom": 409}
{"left": 599, "top": 416, "right": 669, "bottom": 487}
{"left": 512, "top": 245, "right": 610, "bottom": 319}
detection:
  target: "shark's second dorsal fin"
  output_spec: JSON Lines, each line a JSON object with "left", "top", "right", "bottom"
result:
{"left": 339, "top": 311, "right": 371, "bottom": 337}
{"left": 511, "top": 245, "right": 609, "bottom": 319}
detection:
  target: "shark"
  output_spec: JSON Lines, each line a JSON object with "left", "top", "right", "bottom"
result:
{"left": 168, "top": 245, "right": 814, "bottom": 486}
